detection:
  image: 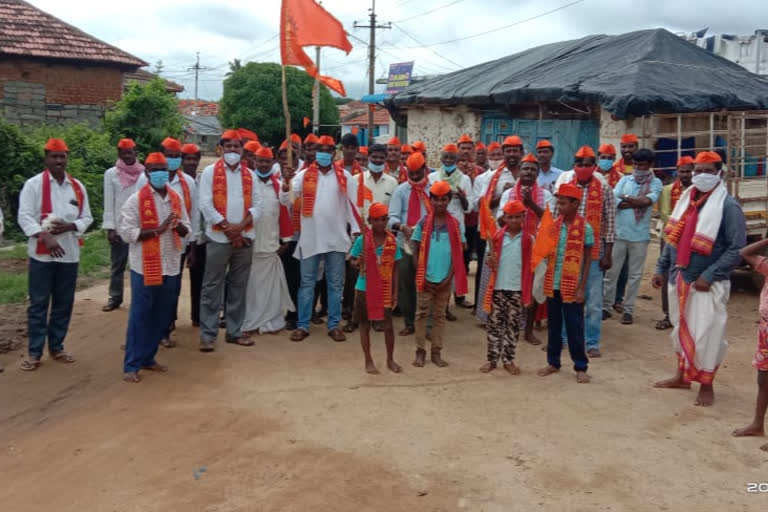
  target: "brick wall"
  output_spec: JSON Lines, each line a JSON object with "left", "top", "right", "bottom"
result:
{"left": 0, "top": 58, "right": 125, "bottom": 126}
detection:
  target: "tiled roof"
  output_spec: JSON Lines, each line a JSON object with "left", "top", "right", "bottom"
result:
{"left": 341, "top": 107, "right": 391, "bottom": 127}
{"left": 124, "top": 69, "right": 184, "bottom": 93}
{"left": 178, "top": 100, "right": 220, "bottom": 116}
{"left": 0, "top": 0, "right": 147, "bottom": 68}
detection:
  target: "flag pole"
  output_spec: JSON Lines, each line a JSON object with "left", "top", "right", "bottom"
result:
{"left": 281, "top": 64, "right": 293, "bottom": 169}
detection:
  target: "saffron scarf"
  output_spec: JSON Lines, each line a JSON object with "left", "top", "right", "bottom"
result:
{"left": 415, "top": 213, "right": 467, "bottom": 296}
{"left": 387, "top": 162, "right": 408, "bottom": 183}
{"left": 406, "top": 177, "right": 431, "bottom": 226}
{"left": 670, "top": 179, "right": 684, "bottom": 211}
{"left": 269, "top": 174, "right": 295, "bottom": 239}
{"left": 543, "top": 215, "right": 587, "bottom": 303}
{"left": 360, "top": 231, "right": 397, "bottom": 321}
{"left": 138, "top": 184, "right": 182, "bottom": 286}
{"left": 115, "top": 158, "right": 144, "bottom": 188}
{"left": 483, "top": 163, "right": 508, "bottom": 201}
{"left": 173, "top": 172, "right": 192, "bottom": 216}
{"left": 665, "top": 189, "right": 716, "bottom": 268}
{"left": 336, "top": 159, "right": 363, "bottom": 176}
{"left": 212, "top": 159, "right": 253, "bottom": 231}
{"left": 605, "top": 164, "right": 623, "bottom": 189}
{"left": 508, "top": 180, "right": 545, "bottom": 240}
{"left": 570, "top": 175, "right": 603, "bottom": 260}
{"left": 297, "top": 163, "right": 365, "bottom": 232}
{"left": 36, "top": 169, "right": 85, "bottom": 255}
{"left": 483, "top": 227, "right": 533, "bottom": 313}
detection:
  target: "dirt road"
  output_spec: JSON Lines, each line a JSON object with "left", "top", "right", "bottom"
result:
{"left": 1, "top": 243, "right": 767, "bottom": 511}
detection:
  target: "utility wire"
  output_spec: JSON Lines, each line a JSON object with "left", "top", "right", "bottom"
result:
{"left": 392, "top": 0, "right": 465, "bottom": 24}
{"left": 392, "top": 24, "right": 463, "bottom": 69}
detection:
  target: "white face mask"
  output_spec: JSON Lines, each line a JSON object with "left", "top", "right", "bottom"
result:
{"left": 692, "top": 172, "right": 720, "bottom": 192}
{"left": 488, "top": 159, "right": 503, "bottom": 169}
{"left": 223, "top": 152, "right": 241, "bottom": 166}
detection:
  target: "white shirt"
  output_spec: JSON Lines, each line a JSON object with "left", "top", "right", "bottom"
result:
{"left": 553, "top": 169, "right": 607, "bottom": 193}
{"left": 136, "top": 171, "right": 199, "bottom": 245}
{"left": 473, "top": 168, "right": 517, "bottom": 215}
{"left": 252, "top": 176, "right": 282, "bottom": 253}
{"left": 497, "top": 187, "right": 555, "bottom": 219}
{"left": 18, "top": 172, "right": 93, "bottom": 263}
{"left": 118, "top": 187, "right": 191, "bottom": 276}
{"left": 271, "top": 159, "right": 304, "bottom": 175}
{"left": 102, "top": 166, "right": 139, "bottom": 231}
{"left": 428, "top": 171, "right": 475, "bottom": 234}
{"left": 198, "top": 161, "right": 264, "bottom": 244}
{"left": 362, "top": 171, "right": 398, "bottom": 220}
{"left": 280, "top": 167, "right": 360, "bottom": 259}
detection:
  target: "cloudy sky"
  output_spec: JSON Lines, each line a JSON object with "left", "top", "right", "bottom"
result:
{"left": 31, "top": 0, "right": 768, "bottom": 100}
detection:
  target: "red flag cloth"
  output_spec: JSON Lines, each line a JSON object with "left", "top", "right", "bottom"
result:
{"left": 280, "top": 0, "right": 352, "bottom": 96}
{"left": 303, "top": 117, "right": 310, "bottom": 128}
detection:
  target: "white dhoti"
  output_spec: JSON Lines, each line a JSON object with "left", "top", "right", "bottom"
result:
{"left": 243, "top": 251, "right": 295, "bottom": 333}
{"left": 668, "top": 275, "right": 729, "bottom": 384}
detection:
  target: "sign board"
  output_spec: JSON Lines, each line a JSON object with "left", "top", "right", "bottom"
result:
{"left": 386, "top": 62, "right": 415, "bottom": 94}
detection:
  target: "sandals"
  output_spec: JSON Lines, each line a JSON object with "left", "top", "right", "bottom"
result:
{"left": 290, "top": 329, "right": 310, "bottom": 342}
{"left": 51, "top": 351, "right": 76, "bottom": 363}
{"left": 20, "top": 359, "right": 41, "bottom": 371}
{"left": 655, "top": 318, "right": 673, "bottom": 330}
{"left": 142, "top": 363, "right": 168, "bottom": 372}
{"left": 226, "top": 337, "right": 255, "bottom": 347}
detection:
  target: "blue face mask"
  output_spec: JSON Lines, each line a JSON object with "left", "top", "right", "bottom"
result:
{"left": 443, "top": 164, "right": 457, "bottom": 173}
{"left": 149, "top": 170, "right": 169, "bottom": 189}
{"left": 315, "top": 151, "right": 333, "bottom": 167}
{"left": 166, "top": 157, "right": 182, "bottom": 171}
{"left": 255, "top": 169, "right": 272, "bottom": 178}
{"left": 368, "top": 162, "right": 385, "bottom": 173}
{"left": 598, "top": 159, "right": 614, "bottom": 171}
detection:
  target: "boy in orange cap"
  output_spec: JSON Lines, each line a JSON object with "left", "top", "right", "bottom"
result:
{"left": 349, "top": 202, "right": 403, "bottom": 374}
{"left": 410, "top": 180, "right": 467, "bottom": 367}
{"left": 537, "top": 183, "right": 594, "bottom": 383}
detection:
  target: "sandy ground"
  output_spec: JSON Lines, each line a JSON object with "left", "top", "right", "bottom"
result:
{"left": 1, "top": 241, "right": 767, "bottom": 511}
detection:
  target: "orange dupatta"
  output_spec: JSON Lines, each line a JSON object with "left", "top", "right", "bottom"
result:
{"left": 360, "top": 231, "right": 397, "bottom": 321}
{"left": 483, "top": 227, "right": 533, "bottom": 313}
{"left": 176, "top": 173, "right": 192, "bottom": 216}
{"left": 212, "top": 159, "right": 252, "bottom": 231}
{"left": 387, "top": 162, "right": 408, "bottom": 183}
{"left": 570, "top": 175, "right": 603, "bottom": 260}
{"left": 139, "top": 184, "right": 182, "bottom": 286}
{"left": 543, "top": 215, "right": 587, "bottom": 303}
{"left": 415, "top": 213, "right": 467, "bottom": 296}
{"left": 670, "top": 179, "right": 684, "bottom": 211}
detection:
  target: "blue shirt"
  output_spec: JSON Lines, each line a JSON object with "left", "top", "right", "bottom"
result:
{"left": 496, "top": 232, "right": 523, "bottom": 291}
{"left": 553, "top": 221, "right": 594, "bottom": 290}
{"left": 656, "top": 195, "right": 746, "bottom": 284}
{"left": 537, "top": 166, "right": 564, "bottom": 192}
{"left": 613, "top": 174, "right": 663, "bottom": 242}
{"left": 412, "top": 220, "right": 466, "bottom": 284}
{"left": 349, "top": 235, "right": 402, "bottom": 291}
{"left": 388, "top": 181, "right": 430, "bottom": 246}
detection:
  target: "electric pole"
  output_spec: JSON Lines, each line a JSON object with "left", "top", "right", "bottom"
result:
{"left": 354, "top": 0, "right": 390, "bottom": 145}
{"left": 312, "top": 46, "right": 321, "bottom": 134}
{"left": 188, "top": 52, "right": 210, "bottom": 108}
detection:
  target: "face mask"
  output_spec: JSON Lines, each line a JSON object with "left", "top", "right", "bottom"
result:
{"left": 598, "top": 159, "right": 614, "bottom": 171}
{"left": 368, "top": 162, "right": 385, "bottom": 173}
{"left": 575, "top": 165, "right": 596, "bottom": 182}
{"left": 443, "top": 164, "right": 457, "bottom": 173}
{"left": 692, "top": 172, "right": 721, "bottom": 192}
{"left": 149, "top": 170, "right": 169, "bottom": 189}
{"left": 255, "top": 169, "right": 272, "bottom": 179}
{"left": 488, "top": 159, "right": 503, "bottom": 169}
{"left": 223, "top": 152, "right": 241, "bottom": 166}
{"left": 166, "top": 157, "right": 182, "bottom": 171}
{"left": 315, "top": 152, "right": 333, "bottom": 167}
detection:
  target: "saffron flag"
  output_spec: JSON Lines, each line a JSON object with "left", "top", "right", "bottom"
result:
{"left": 531, "top": 207, "right": 557, "bottom": 271}
{"left": 303, "top": 116, "right": 311, "bottom": 128}
{"left": 280, "top": 0, "right": 352, "bottom": 96}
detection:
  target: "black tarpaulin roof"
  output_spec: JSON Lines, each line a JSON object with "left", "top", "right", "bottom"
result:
{"left": 389, "top": 28, "right": 768, "bottom": 118}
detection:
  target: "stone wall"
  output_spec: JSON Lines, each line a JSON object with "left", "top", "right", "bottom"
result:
{"left": 598, "top": 109, "right": 647, "bottom": 153}
{"left": 404, "top": 106, "right": 483, "bottom": 167}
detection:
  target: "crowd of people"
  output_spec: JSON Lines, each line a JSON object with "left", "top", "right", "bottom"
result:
{"left": 10, "top": 128, "right": 768, "bottom": 450}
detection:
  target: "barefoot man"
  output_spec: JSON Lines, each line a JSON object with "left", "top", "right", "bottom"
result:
{"left": 652, "top": 151, "right": 745, "bottom": 406}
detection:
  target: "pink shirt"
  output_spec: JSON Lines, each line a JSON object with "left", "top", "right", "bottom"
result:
{"left": 757, "top": 257, "right": 768, "bottom": 319}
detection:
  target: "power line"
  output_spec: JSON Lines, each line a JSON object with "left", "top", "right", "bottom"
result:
{"left": 384, "top": 0, "right": 585, "bottom": 49}
{"left": 392, "top": 23, "right": 463, "bottom": 69}
{"left": 392, "top": 0, "right": 465, "bottom": 24}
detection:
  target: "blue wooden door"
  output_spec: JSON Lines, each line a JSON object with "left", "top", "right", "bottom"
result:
{"left": 480, "top": 115, "right": 599, "bottom": 171}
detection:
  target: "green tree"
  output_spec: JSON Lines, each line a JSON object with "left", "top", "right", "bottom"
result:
{"left": 226, "top": 58, "right": 243, "bottom": 77}
{"left": 219, "top": 62, "right": 339, "bottom": 147}
{"left": 104, "top": 78, "right": 184, "bottom": 155}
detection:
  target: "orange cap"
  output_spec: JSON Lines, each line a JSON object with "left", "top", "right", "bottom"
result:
{"left": 359, "top": 146, "right": 368, "bottom": 155}
{"left": 181, "top": 143, "right": 200, "bottom": 154}
{"left": 620, "top": 134, "right": 639, "bottom": 144}
{"left": 556, "top": 183, "right": 582, "bottom": 199}
{"left": 677, "top": 156, "right": 695, "bottom": 167}
{"left": 574, "top": 145, "right": 596, "bottom": 159}
{"left": 598, "top": 143, "right": 617, "bottom": 155}
{"left": 243, "top": 140, "right": 262, "bottom": 153}
{"left": 368, "top": 202, "right": 388, "bottom": 219}
{"left": 430, "top": 180, "right": 452, "bottom": 197}
{"left": 442, "top": 143, "right": 459, "bottom": 153}
{"left": 117, "top": 138, "right": 136, "bottom": 150}
{"left": 457, "top": 134, "right": 473, "bottom": 144}
{"left": 44, "top": 138, "right": 69, "bottom": 152}
{"left": 237, "top": 128, "right": 259, "bottom": 142}
{"left": 221, "top": 129, "right": 241, "bottom": 141}
{"left": 401, "top": 144, "right": 413, "bottom": 153}
{"left": 304, "top": 133, "right": 318, "bottom": 144}
{"left": 317, "top": 135, "right": 335, "bottom": 146}
{"left": 144, "top": 152, "right": 167, "bottom": 165}
{"left": 502, "top": 200, "right": 525, "bottom": 215}
{"left": 502, "top": 135, "right": 523, "bottom": 147}
{"left": 387, "top": 136, "right": 401, "bottom": 146}
{"left": 279, "top": 140, "right": 288, "bottom": 150}
{"left": 694, "top": 151, "right": 722, "bottom": 164}
{"left": 521, "top": 153, "right": 538, "bottom": 164}
{"left": 536, "top": 139, "right": 553, "bottom": 150}
{"left": 487, "top": 142, "right": 501, "bottom": 152}
{"left": 475, "top": 142, "right": 486, "bottom": 151}
{"left": 290, "top": 133, "right": 302, "bottom": 143}
{"left": 161, "top": 137, "right": 182, "bottom": 152}
{"left": 406, "top": 152, "right": 426, "bottom": 171}
{"left": 255, "top": 147, "right": 274, "bottom": 159}
{"left": 412, "top": 140, "right": 426, "bottom": 152}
